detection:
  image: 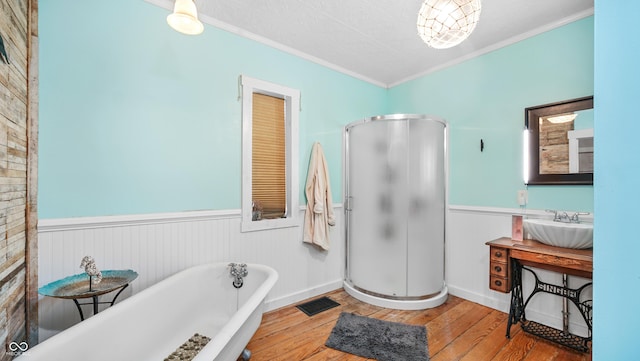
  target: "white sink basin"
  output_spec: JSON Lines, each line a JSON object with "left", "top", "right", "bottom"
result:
{"left": 524, "top": 219, "right": 593, "bottom": 249}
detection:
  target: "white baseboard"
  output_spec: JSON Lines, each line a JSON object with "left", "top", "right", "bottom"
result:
{"left": 447, "top": 285, "right": 510, "bottom": 313}
{"left": 264, "top": 278, "right": 343, "bottom": 312}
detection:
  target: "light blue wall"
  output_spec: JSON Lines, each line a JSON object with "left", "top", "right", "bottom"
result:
{"left": 388, "top": 17, "right": 594, "bottom": 211}
{"left": 39, "top": 1, "right": 594, "bottom": 219}
{"left": 593, "top": 1, "right": 640, "bottom": 359}
{"left": 38, "top": 0, "right": 387, "bottom": 218}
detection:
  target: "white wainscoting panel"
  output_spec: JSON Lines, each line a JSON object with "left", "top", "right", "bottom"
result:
{"left": 38, "top": 204, "right": 592, "bottom": 342}
{"left": 37, "top": 207, "right": 345, "bottom": 342}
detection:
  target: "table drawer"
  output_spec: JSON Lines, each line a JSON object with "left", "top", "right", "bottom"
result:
{"left": 489, "top": 275, "right": 510, "bottom": 293}
{"left": 490, "top": 261, "right": 509, "bottom": 277}
{"left": 490, "top": 246, "right": 509, "bottom": 262}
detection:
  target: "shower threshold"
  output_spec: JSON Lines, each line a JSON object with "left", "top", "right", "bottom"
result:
{"left": 343, "top": 281, "right": 448, "bottom": 311}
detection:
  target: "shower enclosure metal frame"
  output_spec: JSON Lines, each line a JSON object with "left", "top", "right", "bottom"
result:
{"left": 343, "top": 114, "right": 448, "bottom": 310}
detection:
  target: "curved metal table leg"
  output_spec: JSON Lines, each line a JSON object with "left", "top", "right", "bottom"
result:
{"left": 109, "top": 284, "right": 129, "bottom": 306}
{"left": 92, "top": 295, "right": 99, "bottom": 315}
{"left": 72, "top": 299, "right": 85, "bottom": 321}
{"left": 70, "top": 284, "right": 130, "bottom": 321}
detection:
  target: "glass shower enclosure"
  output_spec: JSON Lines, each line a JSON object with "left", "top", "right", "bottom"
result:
{"left": 343, "top": 114, "right": 448, "bottom": 310}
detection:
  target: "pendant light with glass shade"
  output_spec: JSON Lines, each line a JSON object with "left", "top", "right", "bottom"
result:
{"left": 417, "top": 0, "right": 481, "bottom": 49}
{"left": 167, "top": 0, "right": 204, "bottom": 35}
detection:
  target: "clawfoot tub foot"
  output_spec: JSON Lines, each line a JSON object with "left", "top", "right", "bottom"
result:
{"left": 239, "top": 348, "right": 251, "bottom": 360}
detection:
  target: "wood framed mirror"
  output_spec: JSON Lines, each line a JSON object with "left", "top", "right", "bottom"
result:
{"left": 525, "top": 96, "right": 594, "bottom": 185}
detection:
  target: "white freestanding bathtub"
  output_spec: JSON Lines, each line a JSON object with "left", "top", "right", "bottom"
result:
{"left": 18, "top": 263, "right": 278, "bottom": 361}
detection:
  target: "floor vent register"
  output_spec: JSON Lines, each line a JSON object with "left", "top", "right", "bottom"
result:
{"left": 296, "top": 296, "right": 340, "bottom": 316}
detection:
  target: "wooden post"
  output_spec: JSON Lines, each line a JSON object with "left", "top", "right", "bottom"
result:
{"left": 26, "top": 0, "right": 39, "bottom": 346}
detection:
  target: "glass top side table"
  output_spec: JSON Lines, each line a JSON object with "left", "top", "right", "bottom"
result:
{"left": 39, "top": 269, "right": 138, "bottom": 321}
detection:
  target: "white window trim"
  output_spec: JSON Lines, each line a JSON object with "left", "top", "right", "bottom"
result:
{"left": 240, "top": 75, "right": 300, "bottom": 232}
{"left": 568, "top": 128, "right": 594, "bottom": 174}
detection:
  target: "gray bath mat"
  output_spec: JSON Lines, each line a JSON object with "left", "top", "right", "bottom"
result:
{"left": 325, "top": 312, "right": 429, "bottom": 361}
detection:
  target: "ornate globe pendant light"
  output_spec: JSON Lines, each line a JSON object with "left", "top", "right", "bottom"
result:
{"left": 417, "top": 0, "right": 481, "bottom": 49}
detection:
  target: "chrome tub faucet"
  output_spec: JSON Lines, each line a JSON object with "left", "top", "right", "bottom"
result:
{"left": 228, "top": 263, "right": 248, "bottom": 288}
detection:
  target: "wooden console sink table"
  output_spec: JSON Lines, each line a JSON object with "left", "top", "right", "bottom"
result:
{"left": 486, "top": 237, "right": 593, "bottom": 352}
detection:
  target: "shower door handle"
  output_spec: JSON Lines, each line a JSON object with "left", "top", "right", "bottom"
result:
{"left": 345, "top": 196, "right": 353, "bottom": 212}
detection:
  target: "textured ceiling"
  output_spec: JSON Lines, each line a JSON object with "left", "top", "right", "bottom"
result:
{"left": 148, "top": 0, "right": 594, "bottom": 87}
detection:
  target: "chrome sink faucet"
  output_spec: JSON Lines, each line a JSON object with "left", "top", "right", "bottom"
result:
{"left": 546, "top": 210, "right": 590, "bottom": 223}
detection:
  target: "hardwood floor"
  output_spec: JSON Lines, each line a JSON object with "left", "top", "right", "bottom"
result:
{"left": 245, "top": 289, "right": 592, "bottom": 361}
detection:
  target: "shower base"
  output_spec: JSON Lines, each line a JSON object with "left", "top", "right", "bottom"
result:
{"left": 343, "top": 281, "right": 448, "bottom": 310}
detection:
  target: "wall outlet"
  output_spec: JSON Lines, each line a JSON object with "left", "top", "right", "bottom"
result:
{"left": 517, "top": 190, "right": 528, "bottom": 206}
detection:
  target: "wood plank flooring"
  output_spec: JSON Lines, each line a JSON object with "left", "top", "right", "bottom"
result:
{"left": 245, "top": 289, "right": 591, "bottom": 361}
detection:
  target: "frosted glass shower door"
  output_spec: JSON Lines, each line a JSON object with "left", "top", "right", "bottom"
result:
{"left": 406, "top": 118, "right": 445, "bottom": 296}
{"left": 347, "top": 119, "right": 409, "bottom": 297}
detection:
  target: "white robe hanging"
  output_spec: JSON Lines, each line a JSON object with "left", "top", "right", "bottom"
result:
{"left": 303, "top": 142, "right": 335, "bottom": 250}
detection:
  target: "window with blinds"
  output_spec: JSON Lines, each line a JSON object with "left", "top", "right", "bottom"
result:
{"left": 240, "top": 75, "right": 299, "bottom": 232}
{"left": 252, "top": 93, "right": 286, "bottom": 219}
